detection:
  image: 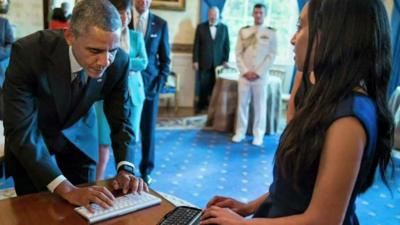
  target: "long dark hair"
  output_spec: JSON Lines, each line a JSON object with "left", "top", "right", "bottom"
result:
{"left": 276, "top": 0, "right": 393, "bottom": 192}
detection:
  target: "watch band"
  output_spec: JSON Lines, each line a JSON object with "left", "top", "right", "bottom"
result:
{"left": 117, "top": 164, "right": 135, "bottom": 175}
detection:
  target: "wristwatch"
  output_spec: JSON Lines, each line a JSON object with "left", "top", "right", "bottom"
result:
{"left": 118, "top": 164, "right": 135, "bottom": 175}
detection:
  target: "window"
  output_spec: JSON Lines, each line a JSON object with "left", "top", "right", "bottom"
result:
{"left": 222, "top": 0, "right": 299, "bottom": 67}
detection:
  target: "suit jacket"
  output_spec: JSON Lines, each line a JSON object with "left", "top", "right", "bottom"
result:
{"left": 193, "top": 21, "right": 230, "bottom": 70}
{"left": 3, "top": 30, "right": 135, "bottom": 190}
{"left": 128, "top": 29, "right": 147, "bottom": 106}
{"left": 236, "top": 26, "right": 277, "bottom": 81}
{"left": 0, "top": 17, "right": 14, "bottom": 86}
{"left": 130, "top": 12, "right": 171, "bottom": 99}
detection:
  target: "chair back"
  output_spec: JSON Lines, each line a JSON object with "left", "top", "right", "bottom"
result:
{"left": 215, "top": 65, "right": 239, "bottom": 80}
{"left": 160, "top": 71, "right": 178, "bottom": 94}
{"left": 159, "top": 71, "right": 180, "bottom": 111}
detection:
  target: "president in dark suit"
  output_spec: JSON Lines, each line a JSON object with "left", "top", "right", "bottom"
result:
{"left": 130, "top": 0, "right": 171, "bottom": 184}
{"left": 193, "top": 7, "right": 230, "bottom": 113}
{"left": 3, "top": 0, "right": 147, "bottom": 210}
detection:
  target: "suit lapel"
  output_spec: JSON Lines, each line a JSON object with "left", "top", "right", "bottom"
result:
{"left": 144, "top": 13, "right": 154, "bottom": 43}
{"left": 46, "top": 32, "right": 106, "bottom": 128}
{"left": 47, "top": 38, "right": 71, "bottom": 123}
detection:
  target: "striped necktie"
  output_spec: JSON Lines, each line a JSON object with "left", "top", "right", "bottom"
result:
{"left": 70, "top": 70, "right": 85, "bottom": 110}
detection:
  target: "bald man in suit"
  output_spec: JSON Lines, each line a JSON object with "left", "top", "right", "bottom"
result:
{"left": 193, "top": 7, "right": 230, "bottom": 113}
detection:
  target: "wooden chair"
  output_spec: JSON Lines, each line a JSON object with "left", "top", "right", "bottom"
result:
{"left": 159, "top": 71, "right": 179, "bottom": 112}
{"left": 268, "top": 68, "right": 290, "bottom": 101}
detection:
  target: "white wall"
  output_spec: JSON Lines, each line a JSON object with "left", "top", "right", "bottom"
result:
{"left": 152, "top": 0, "right": 200, "bottom": 45}
{"left": 2, "top": 0, "right": 43, "bottom": 38}
{"left": 172, "top": 53, "right": 195, "bottom": 107}
{"left": 152, "top": 1, "right": 200, "bottom": 107}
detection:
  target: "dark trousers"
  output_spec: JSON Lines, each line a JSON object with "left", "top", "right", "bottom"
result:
{"left": 197, "top": 68, "right": 216, "bottom": 111}
{"left": 12, "top": 143, "right": 96, "bottom": 196}
{"left": 139, "top": 95, "right": 159, "bottom": 176}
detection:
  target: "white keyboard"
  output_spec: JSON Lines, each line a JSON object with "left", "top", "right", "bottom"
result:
{"left": 74, "top": 192, "right": 162, "bottom": 223}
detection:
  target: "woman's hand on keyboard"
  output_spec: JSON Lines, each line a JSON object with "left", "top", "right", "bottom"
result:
{"left": 201, "top": 206, "right": 246, "bottom": 225}
{"left": 111, "top": 170, "right": 149, "bottom": 194}
{"left": 205, "top": 196, "right": 252, "bottom": 217}
{"left": 55, "top": 180, "right": 115, "bottom": 213}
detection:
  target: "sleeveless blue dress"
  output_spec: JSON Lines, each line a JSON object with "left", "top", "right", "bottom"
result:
{"left": 254, "top": 93, "right": 378, "bottom": 225}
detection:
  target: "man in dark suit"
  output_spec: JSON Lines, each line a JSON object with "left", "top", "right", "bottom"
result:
{"left": 193, "top": 6, "right": 230, "bottom": 113}
{"left": 3, "top": 0, "right": 147, "bottom": 210}
{"left": 130, "top": 0, "right": 171, "bottom": 184}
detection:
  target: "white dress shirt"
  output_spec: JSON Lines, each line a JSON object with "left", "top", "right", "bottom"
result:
{"left": 120, "top": 28, "right": 131, "bottom": 53}
{"left": 133, "top": 9, "right": 149, "bottom": 36}
{"left": 209, "top": 22, "right": 218, "bottom": 40}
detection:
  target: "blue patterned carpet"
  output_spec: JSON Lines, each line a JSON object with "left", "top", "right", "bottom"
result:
{"left": 134, "top": 130, "right": 399, "bottom": 225}
{"left": 1, "top": 129, "right": 399, "bottom": 224}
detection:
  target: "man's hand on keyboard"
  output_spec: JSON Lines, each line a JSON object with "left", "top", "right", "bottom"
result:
{"left": 111, "top": 170, "right": 149, "bottom": 194}
{"left": 55, "top": 180, "right": 115, "bottom": 213}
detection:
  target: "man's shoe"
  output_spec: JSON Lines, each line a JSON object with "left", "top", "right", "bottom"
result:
{"left": 142, "top": 174, "right": 153, "bottom": 185}
{"left": 232, "top": 134, "right": 245, "bottom": 143}
{"left": 252, "top": 137, "right": 263, "bottom": 146}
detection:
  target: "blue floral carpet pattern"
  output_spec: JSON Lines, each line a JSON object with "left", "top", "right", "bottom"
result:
{"left": 116, "top": 129, "right": 398, "bottom": 225}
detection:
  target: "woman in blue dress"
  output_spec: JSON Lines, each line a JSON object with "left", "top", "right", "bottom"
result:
{"left": 201, "top": 0, "right": 394, "bottom": 225}
{"left": 95, "top": 0, "right": 147, "bottom": 180}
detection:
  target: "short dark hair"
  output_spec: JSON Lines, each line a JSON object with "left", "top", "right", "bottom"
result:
{"left": 254, "top": 3, "right": 266, "bottom": 11}
{"left": 108, "top": 0, "right": 132, "bottom": 11}
{"left": 69, "top": 0, "right": 121, "bottom": 36}
{"left": 51, "top": 8, "right": 67, "bottom": 22}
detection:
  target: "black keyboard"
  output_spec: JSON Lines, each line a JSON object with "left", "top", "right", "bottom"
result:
{"left": 158, "top": 206, "right": 202, "bottom": 225}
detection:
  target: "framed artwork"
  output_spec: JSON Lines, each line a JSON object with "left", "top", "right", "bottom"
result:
{"left": 151, "top": 0, "right": 185, "bottom": 11}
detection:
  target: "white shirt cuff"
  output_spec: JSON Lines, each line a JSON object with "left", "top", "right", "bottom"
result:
{"left": 47, "top": 175, "right": 67, "bottom": 193}
{"left": 116, "top": 161, "right": 136, "bottom": 171}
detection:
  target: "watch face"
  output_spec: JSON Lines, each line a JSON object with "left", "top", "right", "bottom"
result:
{"left": 126, "top": 166, "right": 134, "bottom": 173}
{"left": 121, "top": 165, "right": 134, "bottom": 174}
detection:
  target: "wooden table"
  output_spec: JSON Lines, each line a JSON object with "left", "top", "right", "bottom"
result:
{"left": 206, "top": 75, "right": 282, "bottom": 135}
{"left": 0, "top": 181, "right": 175, "bottom": 225}
{"left": 0, "top": 121, "right": 4, "bottom": 178}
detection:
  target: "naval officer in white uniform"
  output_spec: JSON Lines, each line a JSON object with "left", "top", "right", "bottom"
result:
{"left": 232, "top": 3, "right": 278, "bottom": 146}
